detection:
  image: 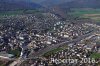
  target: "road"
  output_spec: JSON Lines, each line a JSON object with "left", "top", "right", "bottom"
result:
{"left": 9, "top": 30, "right": 99, "bottom": 66}
{"left": 28, "top": 30, "right": 96, "bottom": 59}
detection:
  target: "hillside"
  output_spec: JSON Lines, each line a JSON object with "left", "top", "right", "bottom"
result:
{"left": 60, "top": 0, "right": 100, "bottom": 8}
{"left": 0, "top": 0, "right": 42, "bottom": 11}
{"left": 40, "top": 0, "right": 73, "bottom": 7}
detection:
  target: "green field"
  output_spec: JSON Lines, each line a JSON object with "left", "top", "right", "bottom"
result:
{"left": 69, "top": 8, "right": 100, "bottom": 22}
{"left": 90, "top": 52, "right": 100, "bottom": 59}
{"left": 0, "top": 9, "right": 40, "bottom": 16}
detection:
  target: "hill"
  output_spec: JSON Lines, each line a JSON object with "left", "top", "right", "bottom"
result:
{"left": 40, "top": 0, "right": 73, "bottom": 7}
{"left": 0, "top": 0, "right": 42, "bottom": 11}
{"left": 60, "top": 0, "right": 100, "bottom": 8}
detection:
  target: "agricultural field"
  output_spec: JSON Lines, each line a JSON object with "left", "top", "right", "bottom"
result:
{"left": 69, "top": 8, "right": 100, "bottom": 22}
{"left": 0, "top": 9, "right": 40, "bottom": 17}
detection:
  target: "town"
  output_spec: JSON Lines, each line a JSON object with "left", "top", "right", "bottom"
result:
{"left": 1, "top": 0, "right": 100, "bottom": 66}
{"left": 0, "top": 11, "right": 100, "bottom": 66}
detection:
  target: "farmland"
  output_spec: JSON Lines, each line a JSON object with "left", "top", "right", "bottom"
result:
{"left": 0, "top": 10, "right": 40, "bottom": 16}
{"left": 69, "top": 8, "right": 100, "bottom": 22}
